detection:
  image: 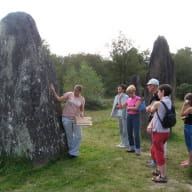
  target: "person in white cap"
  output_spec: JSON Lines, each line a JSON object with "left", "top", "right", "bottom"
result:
{"left": 146, "top": 78, "right": 160, "bottom": 121}
{"left": 146, "top": 78, "right": 160, "bottom": 167}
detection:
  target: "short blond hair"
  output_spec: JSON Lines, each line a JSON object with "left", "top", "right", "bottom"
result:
{"left": 74, "top": 84, "right": 83, "bottom": 92}
{"left": 126, "top": 85, "right": 136, "bottom": 93}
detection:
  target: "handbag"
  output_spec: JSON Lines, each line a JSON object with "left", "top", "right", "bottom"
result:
{"left": 138, "top": 101, "right": 146, "bottom": 112}
{"left": 111, "top": 109, "right": 123, "bottom": 118}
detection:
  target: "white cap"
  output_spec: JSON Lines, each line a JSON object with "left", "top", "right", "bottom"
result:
{"left": 147, "top": 78, "right": 159, "bottom": 86}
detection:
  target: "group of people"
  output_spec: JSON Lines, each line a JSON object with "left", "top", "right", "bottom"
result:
{"left": 111, "top": 78, "right": 192, "bottom": 183}
{"left": 49, "top": 78, "right": 192, "bottom": 184}
{"left": 111, "top": 79, "right": 161, "bottom": 156}
{"left": 111, "top": 84, "right": 142, "bottom": 155}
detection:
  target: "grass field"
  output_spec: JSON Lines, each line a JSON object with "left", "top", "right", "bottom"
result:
{"left": 0, "top": 100, "right": 192, "bottom": 192}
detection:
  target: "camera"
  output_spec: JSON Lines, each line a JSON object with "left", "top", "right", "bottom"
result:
{"left": 185, "top": 99, "right": 189, "bottom": 104}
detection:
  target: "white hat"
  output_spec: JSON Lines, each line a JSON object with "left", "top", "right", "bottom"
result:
{"left": 147, "top": 78, "right": 159, "bottom": 86}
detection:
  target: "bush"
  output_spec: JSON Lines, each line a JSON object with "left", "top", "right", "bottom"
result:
{"left": 176, "top": 83, "right": 192, "bottom": 99}
{"left": 63, "top": 63, "right": 105, "bottom": 109}
{"left": 85, "top": 98, "right": 109, "bottom": 110}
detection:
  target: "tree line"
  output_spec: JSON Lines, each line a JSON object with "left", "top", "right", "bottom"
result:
{"left": 43, "top": 33, "right": 192, "bottom": 108}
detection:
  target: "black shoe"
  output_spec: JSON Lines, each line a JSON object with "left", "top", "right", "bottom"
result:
{"left": 69, "top": 154, "right": 77, "bottom": 159}
{"left": 126, "top": 149, "right": 135, "bottom": 153}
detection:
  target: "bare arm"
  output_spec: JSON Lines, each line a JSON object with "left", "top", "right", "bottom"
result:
{"left": 79, "top": 98, "right": 85, "bottom": 117}
{"left": 127, "top": 100, "right": 141, "bottom": 111}
{"left": 146, "top": 102, "right": 160, "bottom": 134}
{"left": 146, "top": 105, "right": 152, "bottom": 113}
{"left": 118, "top": 99, "right": 141, "bottom": 111}
{"left": 50, "top": 83, "right": 65, "bottom": 102}
{"left": 146, "top": 120, "right": 153, "bottom": 134}
{"left": 150, "top": 101, "right": 160, "bottom": 113}
{"left": 116, "top": 94, "right": 127, "bottom": 109}
{"left": 117, "top": 103, "right": 127, "bottom": 109}
{"left": 181, "top": 102, "right": 192, "bottom": 116}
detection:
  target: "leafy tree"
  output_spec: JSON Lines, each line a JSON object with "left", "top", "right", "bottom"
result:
{"left": 110, "top": 32, "right": 132, "bottom": 84}
{"left": 63, "top": 63, "right": 104, "bottom": 109}
{"left": 109, "top": 32, "right": 147, "bottom": 95}
{"left": 45, "top": 36, "right": 148, "bottom": 98}
{"left": 62, "top": 65, "right": 78, "bottom": 91}
{"left": 42, "top": 39, "right": 51, "bottom": 55}
{"left": 78, "top": 62, "right": 104, "bottom": 99}
{"left": 59, "top": 53, "right": 112, "bottom": 96}
{"left": 174, "top": 47, "right": 192, "bottom": 86}
{"left": 50, "top": 54, "right": 65, "bottom": 93}
{"left": 63, "top": 53, "right": 104, "bottom": 75}
{"left": 176, "top": 83, "right": 192, "bottom": 99}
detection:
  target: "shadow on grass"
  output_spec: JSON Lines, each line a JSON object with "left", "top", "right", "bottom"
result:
{"left": 0, "top": 156, "right": 33, "bottom": 176}
{"left": 0, "top": 154, "right": 70, "bottom": 191}
{"left": 188, "top": 166, "right": 192, "bottom": 179}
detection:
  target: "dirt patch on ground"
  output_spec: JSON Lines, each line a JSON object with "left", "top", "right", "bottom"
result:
{"left": 114, "top": 157, "right": 123, "bottom": 161}
{"left": 141, "top": 152, "right": 151, "bottom": 157}
{"left": 148, "top": 178, "right": 192, "bottom": 191}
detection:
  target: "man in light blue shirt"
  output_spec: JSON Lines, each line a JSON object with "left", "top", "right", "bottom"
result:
{"left": 111, "top": 84, "right": 129, "bottom": 147}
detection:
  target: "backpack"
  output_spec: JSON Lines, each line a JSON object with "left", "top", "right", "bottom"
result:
{"left": 157, "top": 101, "right": 176, "bottom": 129}
{"left": 138, "top": 101, "right": 146, "bottom": 112}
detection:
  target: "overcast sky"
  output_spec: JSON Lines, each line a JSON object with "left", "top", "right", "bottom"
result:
{"left": 0, "top": 0, "right": 192, "bottom": 58}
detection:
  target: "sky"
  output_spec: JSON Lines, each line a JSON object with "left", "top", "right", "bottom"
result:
{"left": 0, "top": 0, "right": 192, "bottom": 58}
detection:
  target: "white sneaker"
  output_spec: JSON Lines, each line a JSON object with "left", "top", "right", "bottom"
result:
{"left": 146, "top": 160, "right": 156, "bottom": 168}
{"left": 116, "top": 144, "right": 129, "bottom": 148}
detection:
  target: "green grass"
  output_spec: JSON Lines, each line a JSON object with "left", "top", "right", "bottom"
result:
{"left": 0, "top": 100, "right": 192, "bottom": 192}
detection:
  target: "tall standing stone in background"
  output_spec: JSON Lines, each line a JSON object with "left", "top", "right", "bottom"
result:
{"left": 147, "top": 36, "right": 176, "bottom": 90}
{"left": 0, "top": 12, "right": 67, "bottom": 165}
{"left": 130, "top": 75, "right": 142, "bottom": 97}
{"left": 140, "top": 36, "right": 176, "bottom": 137}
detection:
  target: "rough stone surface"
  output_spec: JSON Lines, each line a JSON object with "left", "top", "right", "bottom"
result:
{"left": 140, "top": 36, "right": 176, "bottom": 137}
{"left": 0, "top": 12, "right": 67, "bottom": 165}
{"left": 147, "top": 36, "right": 176, "bottom": 91}
{"left": 130, "top": 75, "right": 142, "bottom": 97}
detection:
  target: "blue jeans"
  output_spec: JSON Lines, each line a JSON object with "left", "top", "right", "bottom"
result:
{"left": 127, "top": 114, "right": 140, "bottom": 152}
{"left": 184, "top": 124, "right": 192, "bottom": 152}
{"left": 62, "top": 117, "right": 82, "bottom": 156}
{"left": 118, "top": 117, "right": 129, "bottom": 146}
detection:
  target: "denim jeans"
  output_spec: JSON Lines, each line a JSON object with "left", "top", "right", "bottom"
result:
{"left": 184, "top": 124, "right": 192, "bottom": 152}
{"left": 62, "top": 117, "right": 82, "bottom": 156}
{"left": 127, "top": 114, "right": 140, "bottom": 152}
{"left": 118, "top": 117, "right": 129, "bottom": 146}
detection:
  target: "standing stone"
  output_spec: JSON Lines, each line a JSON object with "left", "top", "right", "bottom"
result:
{"left": 130, "top": 75, "right": 142, "bottom": 97}
{"left": 0, "top": 12, "right": 67, "bottom": 165}
{"left": 147, "top": 36, "right": 176, "bottom": 91}
{"left": 140, "top": 36, "right": 176, "bottom": 137}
